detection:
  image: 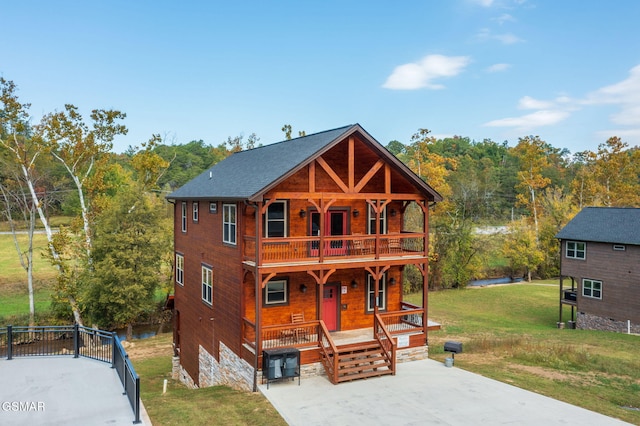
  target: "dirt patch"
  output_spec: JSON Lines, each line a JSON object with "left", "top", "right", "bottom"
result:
{"left": 122, "top": 335, "right": 173, "bottom": 359}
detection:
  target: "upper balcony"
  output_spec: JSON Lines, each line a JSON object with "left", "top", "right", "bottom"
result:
{"left": 243, "top": 232, "right": 426, "bottom": 268}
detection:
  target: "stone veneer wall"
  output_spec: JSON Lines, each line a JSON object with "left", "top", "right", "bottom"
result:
{"left": 172, "top": 355, "right": 196, "bottom": 389}
{"left": 173, "top": 344, "right": 255, "bottom": 391}
{"left": 178, "top": 343, "right": 431, "bottom": 389}
{"left": 577, "top": 312, "right": 639, "bottom": 334}
{"left": 198, "top": 343, "right": 254, "bottom": 391}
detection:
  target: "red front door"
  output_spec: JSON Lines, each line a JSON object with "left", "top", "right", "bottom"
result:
{"left": 322, "top": 284, "right": 339, "bottom": 331}
{"left": 310, "top": 210, "right": 348, "bottom": 256}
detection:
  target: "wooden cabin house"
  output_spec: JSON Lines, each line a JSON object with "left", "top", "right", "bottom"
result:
{"left": 556, "top": 207, "right": 640, "bottom": 333}
{"left": 167, "top": 124, "right": 442, "bottom": 391}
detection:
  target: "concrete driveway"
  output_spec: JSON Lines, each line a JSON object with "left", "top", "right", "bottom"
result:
{"left": 259, "top": 358, "right": 631, "bottom": 426}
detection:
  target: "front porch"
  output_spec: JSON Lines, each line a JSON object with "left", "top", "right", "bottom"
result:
{"left": 242, "top": 305, "right": 440, "bottom": 384}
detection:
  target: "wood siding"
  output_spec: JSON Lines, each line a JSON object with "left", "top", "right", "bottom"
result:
{"left": 174, "top": 200, "right": 245, "bottom": 386}
{"left": 560, "top": 240, "right": 640, "bottom": 323}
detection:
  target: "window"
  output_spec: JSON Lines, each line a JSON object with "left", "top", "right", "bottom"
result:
{"left": 265, "top": 279, "right": 288, "bottom": 305}
{"left": 613, "top": 245, "right": 626, "bottom": 251}
{"left": 367, "top": 203, "right": 387, "bottom": 234}
{"left": 181, "top": 202, "right": 187, "bottom": 233}
{"left": 366, "top": 274, "right": 387, "bottom": 312}
{"left": 223, "top": 204, "right": 237, "bottom": 245}
{"left": 175, "top": 253, "right": 184, "bottom": 286}
{"left": 202, "top": 265, "right": 213, "bottom": 305}
{"left": 582, "top": 278, "right": 602, "bottom": 299}
{"left": 566, "top": 241, "right": 585, "bottom": 259}
{"left": 193, "top": 202, "right": 199, "bottom": 223}
{"left": 209, "top": 202, "right": 217, "bottom": 213}
{"left": 264, "top": 200, "right": 287, "bottom": 237}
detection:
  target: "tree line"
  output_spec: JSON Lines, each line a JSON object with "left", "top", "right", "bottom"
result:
{"left": 2, "top": 77, "right": 639, "bottom": 332}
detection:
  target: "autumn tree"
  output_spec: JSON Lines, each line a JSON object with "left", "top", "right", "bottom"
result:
{"left": 81, "top": 137, "right": 171, "bottom": 338}
{"left": 501, "top": 218, "right": 544, "bottom": 282}
{"left": 0, "top": 78, "right": 85, "bottom": 325}
{"left": 512, "top": 136, "right": 553, "bottom": 242}
{"left": 570, "top": 137, "right": 640, "bottom": 208}
{"left": 38, "top": 104, "right": 128, "bottom": 259}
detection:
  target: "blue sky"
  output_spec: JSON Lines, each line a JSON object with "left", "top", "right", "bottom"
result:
{"left": 3, "top": 0, "right": 640, "bottom": 154}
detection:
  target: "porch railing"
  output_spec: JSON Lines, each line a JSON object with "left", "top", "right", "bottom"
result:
{"left": 379, "top": 303, "right": 425, "bottom": 335}
{"left": 243, "top": 232, "right": 426, "bottom": 264}
{"left": 374, "top": 313, "right": 396, "bottom": 375}
{"left": 261, "top": 321, "right": 320, "bottom": 350}
{"left": 318, "top": 321, "right": 339, "bottom": 384}
{"left": 0, "top": 324, "right": 141, "bottom": 424}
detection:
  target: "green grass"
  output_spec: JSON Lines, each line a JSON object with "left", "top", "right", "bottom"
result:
{"left": 0, "top": 233, "right": 58, "bottom": 323}
{"left": 129, "top": 334, "right": 287, "bottom": 426}
{"left": 423, "top": 282, "right": 640, "bottom": 424}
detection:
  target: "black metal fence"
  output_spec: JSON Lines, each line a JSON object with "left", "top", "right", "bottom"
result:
{"left": 0, "top": 324, "right": 141, "bottom": 424}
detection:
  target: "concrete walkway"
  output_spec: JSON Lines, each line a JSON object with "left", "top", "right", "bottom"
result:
{"left": 259, "top": 358, "right": 632, "bottom": 426}
{"left": 0, "top": 357, "right": 149, "bottom": 426}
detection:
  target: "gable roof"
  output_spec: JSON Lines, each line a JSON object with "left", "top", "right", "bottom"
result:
{"left": 167, "top": 124, "right": 442, "bottom": 202}
{"left": 555, "top": 207, "right": 640, "bottom": 246}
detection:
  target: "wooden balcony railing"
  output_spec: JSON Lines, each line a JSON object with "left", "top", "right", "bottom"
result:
{"left": 243, "top": 233, "right": 426, "bottom": 265}
{"left": 374, "top": 313, "right": 396, "bottom": 376}
{"left": 379, "top": 304, "right": 425, "bottom": 336}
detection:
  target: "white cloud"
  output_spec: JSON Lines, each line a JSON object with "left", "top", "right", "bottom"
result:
{"left": 584, "top": 64, "right": 640, "bottom": 127}
{"left": 493, "top": 13, "right": 516, "bottom": 25}
{"left": 487, "top": 63, "right": 511, "bottom": 73}
{"left": 382, "top": 54, "right": 471, "bottom": 90}
{"left": 476, "top": 28, "right": 523, "bottom": 45}
{"left": 518, "top": 96, "right": 554, "bottom": 110}
{"left": 484, "top": 110, "right": 570, "bottom": 129}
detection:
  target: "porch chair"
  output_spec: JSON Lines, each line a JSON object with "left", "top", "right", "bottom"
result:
{"left": 291, "top": 312, "right": 309, "bottom": 342}
{"left": 388, "top": 238, "right": 402, "bottom": 254}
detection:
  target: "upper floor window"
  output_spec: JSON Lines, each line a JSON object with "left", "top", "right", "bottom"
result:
{"left": 613, "top": 244, "right": 626, "bottom": 251}
{"left": 582, "top": 278, "right": 602, "bottom": 299}
{"left": 264, "top": 200, "right": 287, "bottom": 237}
{"left": 175, "top": 253, "right": 184, "bottom": 286}
{"left": 366, "top": 274, "right": 387, "bottom": 312}
{"left": 202, "top": 265, "right": 213, "bottom": 305}
{"left": 264, "top": 279, "right": 288, "bottom": 306}
{"left": 181, "top": 202, "right": 187, "bottom": 233}
{"left": 367, "top": 203, "right": 387, "bottom": 234}
{"left": 566, "top": 241, "right": 585, "bottom": 259}
{"left": 223, "top": 204, "right": 237, "bottom": 245}
{"left": 193, "top": 202, "right": 199, "bottom": 223}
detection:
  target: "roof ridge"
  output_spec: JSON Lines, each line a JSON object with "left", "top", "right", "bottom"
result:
{"left": 237, "top": 124, "right": 355, "bottom": 154}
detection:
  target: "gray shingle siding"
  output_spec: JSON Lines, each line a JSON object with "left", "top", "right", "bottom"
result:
{"left": 555, "top": 207, "right": 640, "bottom": 246}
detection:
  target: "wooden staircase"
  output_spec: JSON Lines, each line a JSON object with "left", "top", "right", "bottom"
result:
{"left": 324, "top": 340, "right": 393, "bottom": 383}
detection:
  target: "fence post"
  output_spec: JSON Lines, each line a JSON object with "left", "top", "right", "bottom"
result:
{"left": 111, "top": 332, "right": 116, "bottom": 368}
{"left": 7, "top": 325, "right": 12, "bottom": 360}
{"left": 73, "top": 324, "right": 79, "bottom": 358}
{"left": 134, "top": 376, "right": 141, "bottom": 424}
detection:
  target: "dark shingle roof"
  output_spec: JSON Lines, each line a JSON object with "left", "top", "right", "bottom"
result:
{"left": 555, "top": 207, "right": 640, "bottom": 246}
{"left": 167, "top": 124, "right": 441, "bottom": 202}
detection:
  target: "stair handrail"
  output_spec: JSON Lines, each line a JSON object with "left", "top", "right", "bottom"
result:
{"left": 374, "top": 313, "right": 397, "bottom": 376}
{"left": 317, "top": 320, "right": 339, "bottom": 384}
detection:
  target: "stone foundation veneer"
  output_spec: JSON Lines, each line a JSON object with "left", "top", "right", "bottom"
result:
{"left": 179, "top": 344, "right": 431, "bottom": 389}
{"left": 172, "top": 355, "right": 197, "bottom": 389}
{"left": 199, "top": 343, "right": 254, "bottom": 391}
{"left": 577, "top": 312, "right": 639, "bottom": 334}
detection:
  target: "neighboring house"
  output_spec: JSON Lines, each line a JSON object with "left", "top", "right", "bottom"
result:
{"left": 166, "top": 124, "right": 442, "bottom": 391}
{"left": 556, "top": 207, "right": 640, "bottom": 333}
